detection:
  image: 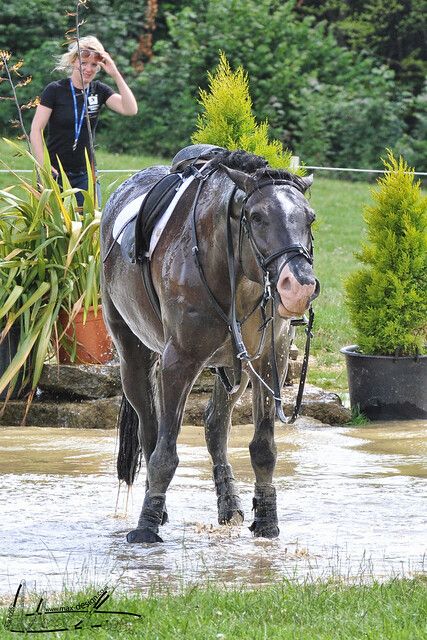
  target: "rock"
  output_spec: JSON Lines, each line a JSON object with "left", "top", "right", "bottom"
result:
{"left": 294, "top": 384, "right": 351, "bottom": 425}
{"left": 1, "top": 364, "right": 350, "bottom": 428}
{"left": 39, "top": 363, "right": 122, "bottom": 399}
{"left": 285, "top": 359, "right": 302, "bottom": 384}
{"left": 184, "top": 384, "right": 350, "bottom": 426}
{"left": 289, "top": 344, "right": 299, "bottom": 360}
{"left": 37, "top": 356, "right": 304, "bottom": 401}
{"left": 1, "top": 396, "right": 122, "bottom": 429}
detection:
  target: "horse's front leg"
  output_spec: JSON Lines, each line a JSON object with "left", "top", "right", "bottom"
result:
{"left": 248, "top": 324, "right": 292, "bottom": 538}
{"left": 204, "top": 371, "right": 249, "bottom": 525}
{"left": 248, "top": 375, "right": 280, "bottom": 539}
{"left": 127, "top": 344, "right": 199, "bottom": 544}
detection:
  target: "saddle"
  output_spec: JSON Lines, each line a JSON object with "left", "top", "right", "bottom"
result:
{"left": 135, "top": 144, "right": 225, "bottom": 319}
{"left": 134, "top": 172, "right": 183, "bottom": 262}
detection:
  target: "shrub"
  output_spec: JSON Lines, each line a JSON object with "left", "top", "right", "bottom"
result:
{"left": 344, "top": 150, "right": 427, "bottom": 355}
{"left": 192, "top": 52, "right": 293, "bottom": 169}
{"left": 0, "top": 140, "right": 102, "bottom": 401}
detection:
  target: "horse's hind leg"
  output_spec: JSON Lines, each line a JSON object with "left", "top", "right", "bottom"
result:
{"left": 102, "top": 296, "right": 165, "bottom": 524}
{"left": 129, "top": 344, "right": 201, "bottom": 543}
{"left": 204, "top": 372, "right": 248, "bottom": 525}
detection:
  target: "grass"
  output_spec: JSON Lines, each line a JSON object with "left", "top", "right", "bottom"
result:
{"left": 305, "top": 177, "right": 372, "bottom": 390}
{"left": 1, "top": 578, "right": 426, "bottom": 638}
{"left": 0, "top": 138, "right": 375, "bottom": 393}
{"left": 0, "top": 139, "right": 165, "bottom": 198}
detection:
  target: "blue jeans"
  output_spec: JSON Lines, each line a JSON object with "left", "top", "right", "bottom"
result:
{"left": 62, "top": 170, "right": 102, "bottom": 208}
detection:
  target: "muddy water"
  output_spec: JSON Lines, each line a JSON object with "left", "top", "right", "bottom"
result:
{"left": 0, "top": 420, "right": 426, "bottom": 598}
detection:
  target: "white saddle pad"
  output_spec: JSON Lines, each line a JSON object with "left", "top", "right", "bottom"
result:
{"left": 112, "top": 173, "right": 196, "bottom": 259}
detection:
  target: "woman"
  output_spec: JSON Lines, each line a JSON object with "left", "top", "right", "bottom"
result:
{"left": 30, "top": 36, "right": 138, "bottom": 206}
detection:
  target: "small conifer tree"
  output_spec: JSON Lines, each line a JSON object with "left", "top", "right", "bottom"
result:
{"left": 345, "top": 150, "right": 427, "bottom": 356}
{"left": 192, "top": 52, "right": 294, "bottom": 170}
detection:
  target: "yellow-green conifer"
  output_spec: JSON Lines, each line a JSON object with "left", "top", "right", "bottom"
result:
{"left": 345, "top": 150, "right": 427, "bottom": 356}
{"left": 192, "top": 52, "right": 294, "bottom": 170}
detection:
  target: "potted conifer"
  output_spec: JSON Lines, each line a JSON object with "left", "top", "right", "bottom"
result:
{"left": 341, "top": 150, "right": 427, "bottom": 419}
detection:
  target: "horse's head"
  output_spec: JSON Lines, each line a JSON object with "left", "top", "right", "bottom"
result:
{"left": 223, "top": 166, "right": 320, "bottom": 318}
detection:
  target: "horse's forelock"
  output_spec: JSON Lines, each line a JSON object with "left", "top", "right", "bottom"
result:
{"left": 211, "top": 150, "right": 267, "bottom": 173}
{"left": 254, "top": 168, "right": 307, "bottom": 194}
{"left": 212, "top": 151, "right": 304, "bottom": 193}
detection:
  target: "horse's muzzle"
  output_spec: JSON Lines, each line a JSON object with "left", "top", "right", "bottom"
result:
{"left": 275, "top": 263, "right": 319, "bottom": 318}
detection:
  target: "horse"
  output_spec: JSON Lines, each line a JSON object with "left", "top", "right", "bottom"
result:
{"left": 100, "top": 148, "right": 319, "bottom": 543}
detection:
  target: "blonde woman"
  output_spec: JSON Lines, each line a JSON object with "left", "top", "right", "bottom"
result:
{"left": 30, "top": 36, "right": 138, "bottom": 205}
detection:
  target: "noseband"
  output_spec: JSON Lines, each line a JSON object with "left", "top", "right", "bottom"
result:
{"left": 191, "top": 172, "right": 316, "bottom": 423}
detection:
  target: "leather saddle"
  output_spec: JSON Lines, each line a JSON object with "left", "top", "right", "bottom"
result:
{"left": 134, "top": 172, "right": 183, "bottom": 263}
{"left": 134, "top": 144, "right": 225, "bottom": 319}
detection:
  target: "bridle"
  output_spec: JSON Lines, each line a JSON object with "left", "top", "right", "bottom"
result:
{"left": 240, "top": 179, "right": 314, "bottom": 275}
{"left": 191, "top": 170, "right": 317, "bottom": 423}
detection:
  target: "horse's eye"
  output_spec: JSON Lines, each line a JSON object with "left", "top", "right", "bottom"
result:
{"left": 250, "top": 211, "right": 263, "bottom": 224}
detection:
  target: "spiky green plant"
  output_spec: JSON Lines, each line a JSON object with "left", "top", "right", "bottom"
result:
{"left": 192, "top": 52, "right": 296, "bottom": 170}
{"left": 0, "top": 138, "right": 101, "bottom": 406}
{"left": 344, "top": 150, "right": 427, "bottom": 356}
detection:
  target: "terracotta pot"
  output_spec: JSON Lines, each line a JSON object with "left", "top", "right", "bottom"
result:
{"left": 58, "top": 305, "right": 113, "bottom": 364}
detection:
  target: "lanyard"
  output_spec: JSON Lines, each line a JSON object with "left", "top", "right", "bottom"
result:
{"left": 70, "top": 79, "right": 89, "bottom": 151}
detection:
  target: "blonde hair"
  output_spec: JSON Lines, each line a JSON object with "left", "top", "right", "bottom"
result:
{"left": 55, "top": 36, "right": 105, "bottom": 74}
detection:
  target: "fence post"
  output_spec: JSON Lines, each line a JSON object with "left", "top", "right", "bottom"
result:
{"left": 290, "top": 156, "right": 300, "bottom": 171}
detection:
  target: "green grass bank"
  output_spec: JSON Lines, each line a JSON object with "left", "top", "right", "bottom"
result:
{"left": 1, "top": 578, "right": 426, "bottom": 639}
{"left": 0, "top": 140, "right": 373, "bottom": 392}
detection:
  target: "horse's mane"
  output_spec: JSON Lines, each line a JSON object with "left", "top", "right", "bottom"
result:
{"left": 210, "top": 150, "right": 307, "bottom": 192}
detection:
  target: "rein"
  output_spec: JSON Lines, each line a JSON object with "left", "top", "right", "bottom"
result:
{"left": 191, "top": 171, "right": 315, "bottom": 423}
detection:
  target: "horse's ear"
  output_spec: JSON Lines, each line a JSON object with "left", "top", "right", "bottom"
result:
{"left": 221, "top": 165, "right": 257, "bottom": 194}
{"left": 300, "top": 174, "right": 314, "bottom": 192}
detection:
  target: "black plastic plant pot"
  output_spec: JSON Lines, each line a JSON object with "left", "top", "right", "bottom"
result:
{"left": 0, "top": 324, "right": 26, "bottom": 401}
{"left": 340, "top": 345, "right": 427, "bottom": 420}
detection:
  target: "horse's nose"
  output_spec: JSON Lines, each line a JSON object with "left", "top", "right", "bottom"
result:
{"left": 311, "top": 278, "right": 321, "bottom": 302}
{"left": 276, "top": 263, "right": 318, "bottom": 318}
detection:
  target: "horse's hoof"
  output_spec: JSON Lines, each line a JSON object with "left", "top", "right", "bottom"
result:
{"left": 249, "top": 522, "right": 279, "bottom": 539}
{"left": 219, "top": 509, "right": 244, "bottom": 525}
{"left": 218, "top": 492, "right": 244, "bottom": 526}
{"left": 126, "top": 528, "right": 163, "bottom": 544}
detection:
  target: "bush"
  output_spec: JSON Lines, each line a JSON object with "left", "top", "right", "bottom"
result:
{"left": 344, "top": 150, "right": 427, "bottom": 355}
{"left": 0, "top": 140, "right": 102, "bottom": 400}
{"left": 126, "top": 0, "right": 406, "bottom": 167}
{"left": 396, "top": 82, "right": 427, "bottom": 172}
{"left": 192, "top": 52, "right": 293, "bottom": 168}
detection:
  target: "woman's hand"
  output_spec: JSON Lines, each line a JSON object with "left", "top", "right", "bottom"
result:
{"left": 99, "top": 52, "right": 120, "bottom": 80}
{"left": 103, "top": 53, "right": 138, "bottom": 116}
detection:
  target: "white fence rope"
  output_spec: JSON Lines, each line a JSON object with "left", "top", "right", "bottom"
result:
{"left": 305, "top": 165, "right": 427, "bottom": 176}
{"left": 1, "top": 164, "right": 427, "bottom": 177}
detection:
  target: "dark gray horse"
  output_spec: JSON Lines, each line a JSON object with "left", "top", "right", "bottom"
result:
{"left": 100, "top": 149, "right": 319, "bottom": 543}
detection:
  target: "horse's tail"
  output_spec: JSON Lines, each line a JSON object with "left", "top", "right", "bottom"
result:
{"left": 117, "top": 394, "right": 142, "bottom": 486}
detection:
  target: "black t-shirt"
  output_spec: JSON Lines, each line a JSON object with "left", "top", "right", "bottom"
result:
{"left": 40, "top": 78, "right": 114, "bottom": 173}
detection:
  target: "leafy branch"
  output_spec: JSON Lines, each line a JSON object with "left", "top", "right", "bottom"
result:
{"left": 0, "top": 50, "right": 38, "bottom": 153}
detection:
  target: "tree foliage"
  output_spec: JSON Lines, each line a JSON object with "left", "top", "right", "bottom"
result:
{"left": 113, "top": 0, "right": 414, "bottom": 168}
{"left": 345, "top": 151, "right": 427, "bottom": 355}
{"left": 0, "top": 0, "right": 425, "bottom": 169}
{"left": 296, "top": 0, "right": 427, "bottom": 95}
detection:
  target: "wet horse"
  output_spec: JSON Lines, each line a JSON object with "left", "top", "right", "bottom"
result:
{"left": 100, "top": 149, "right": 319, "bottom": 543}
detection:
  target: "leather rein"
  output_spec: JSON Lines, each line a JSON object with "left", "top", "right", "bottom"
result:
{"left": 190, "top": 168, "right": 315, "bottom": 424}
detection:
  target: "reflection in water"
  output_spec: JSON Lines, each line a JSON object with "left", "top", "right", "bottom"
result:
{"left": 0, "top": 420, "right": 426, "bottom": 598}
